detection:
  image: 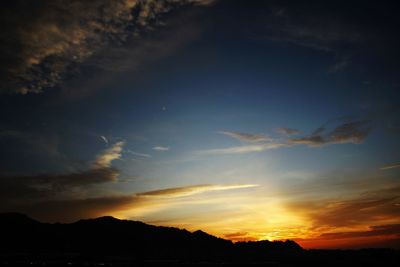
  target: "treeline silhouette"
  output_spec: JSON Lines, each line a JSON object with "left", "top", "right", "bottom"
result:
{"left": 0, "top": 213, "right": 398, "bottom": 266}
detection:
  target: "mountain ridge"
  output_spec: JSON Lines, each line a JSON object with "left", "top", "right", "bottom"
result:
{"left": 0, "top": 212, "right": 398, "bottom": 266}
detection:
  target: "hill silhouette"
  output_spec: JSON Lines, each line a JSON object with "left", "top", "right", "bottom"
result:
{"left": 0, "top": 213, "right": 398, "bottom": 266}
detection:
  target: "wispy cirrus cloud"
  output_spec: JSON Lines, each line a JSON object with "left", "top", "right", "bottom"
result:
{"left": 153, "top": 146, "right": 170, "bottom": 151}
{"left": 219, "top": 131, "right": 271, "bottom": 142}
{"left": 197, "top": 143, "right": 287, "bottom": 155}
{"left": 137, "top": 184, "right": 259, "bottom": 198}
{"left": 127, "top": 150, "right": 151, "bottom": 158}
{"left": 100, "top": 135, "right": 109, "bottom": 145}
{"left": 380, "top": 162, "right": 400, "bottom": 170}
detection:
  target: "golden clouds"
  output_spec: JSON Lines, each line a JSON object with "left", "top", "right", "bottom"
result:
{"left": 137, "top": 184, "right": 259, "bottom": 198}
{"left": 93, "top": 141, "right": 124, "bottom": 168}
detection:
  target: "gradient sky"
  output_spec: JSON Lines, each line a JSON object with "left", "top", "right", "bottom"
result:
{"left": 0, "top": 0, "right": 399, "bottom": 249}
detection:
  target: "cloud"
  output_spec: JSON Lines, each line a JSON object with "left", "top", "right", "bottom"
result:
{"left": 219, "top": 131, "right": 271, "bottom": 142}
{"left": 0, "top": 142, "right": 124, "bottom": 204}
{"left": 198, "top": 143, "right": 287, "bottom": 155}
{"left": 15, "top": 195, "right": 138, "bottom": 223}
{"left": 284, "top": 185, "right": 400, "bottom": 248}
{"left": 127, "top": 150, "right": 151, "bottom": 158}
{"left": 0, "top": 168, "right": 119, "bottom": 200}
{"left": 311, "top": 197, "right": 399, "bottom": 228}
{"left": 285, "top": 186, "right": 400, "bottom": 229}
{"left": 317, "top": 224, "right": 400, "bottom": 240}
{"left": 295, "top": 224, "right": 400, "bottom": 249}
{"left": 0, "top": 130, "right": 71, "bottom": 174}
{"left": 137, "top": 184, "right": 259, "bottom": 198}
{"left": 380, "top": 162, "right": 400, "bottom": 170}
{"left": 92, "top": 141, "right": 124, "bottom": 168}
{"left": 276, "top": 128, "right": 302, "bottom": 135}
{"left": 200, "top": 119, "right": 371, "bottom": 155}
{"left": 289, "top": 120, "right": 371, "bottom": 147}
{"left": 153, "top": 146, "right": 170, "bottom": 151}
{"left": 4, "top": 183, "right": 258, "bottom": 222}
{"left": 0, "top": 0, "right": 215, "bottom": 94}
{"left": 0, "top": 130, "right": 61, "bottom": 157}
{"left": 100, "top": 135, "right": 109, "bottom": 145}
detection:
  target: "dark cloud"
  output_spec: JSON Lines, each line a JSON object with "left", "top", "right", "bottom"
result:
{"left": 0, "top": 142, "right": 124, "bottom": 209}
{"left": 59, "top": 10, "right": 209, "bottom": 100}
{"left": 289, "top": 120, "right": 371, "bottom": 146}
{"left": 0, "top": 0, "right": 215, "bottom": 95}
{"left": 0, "top": 130, "right": 70, "bottom": 174}
{"left": 16, "top": 195, "right": 137, "bottom": 223}
{"left": 0, "top": 168, "right": 119, "bottom": 200}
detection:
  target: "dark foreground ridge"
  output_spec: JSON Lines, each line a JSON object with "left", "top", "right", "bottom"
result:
{"left": 0, "top": 213, "right": 398, "bottom": 266}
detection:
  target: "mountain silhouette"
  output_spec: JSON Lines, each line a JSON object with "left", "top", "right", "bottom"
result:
{"left": 0, "top": 213, "right": 398, "bottom": 266}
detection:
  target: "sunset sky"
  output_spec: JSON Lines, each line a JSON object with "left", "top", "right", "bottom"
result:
{"left": 0, "top": 0, "right": 399, "bottom": 249}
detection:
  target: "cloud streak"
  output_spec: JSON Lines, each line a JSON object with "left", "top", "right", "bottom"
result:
{"left": 200, "top": 120, "right": 371, "bottom": 155}
{"left": 153, "top": 146, "right": 170, "bottom": 151}
{"left": 198, "top": 143, "right": 287, "bottom": 155}
{"left": 127, "top": 150, "right": 151, "bottom": 158}
{"left": 137, "top": 184, "right": 259, "bottom": 198}
{"left": 219, "top": 131, "right": 271, "bottom": 142}
{"left": 380, "top": 162, "right": 400, "bottom": 170}
{"left": 100, "top": 135, "right": 109, "bottom": 145}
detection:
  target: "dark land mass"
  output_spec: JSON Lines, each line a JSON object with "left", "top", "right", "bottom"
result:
{"left": 0, "top": 213, "right": 398, "bottom": 266}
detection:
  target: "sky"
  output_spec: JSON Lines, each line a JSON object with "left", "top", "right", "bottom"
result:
{"left": 0, "top": 0, "right": 399, "bottom": 249}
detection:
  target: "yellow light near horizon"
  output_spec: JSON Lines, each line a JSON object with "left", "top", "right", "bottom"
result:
{"left": 106, "top": 186, "right": 315, "bottom": 243}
